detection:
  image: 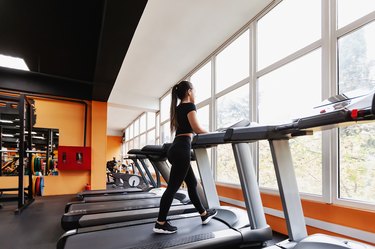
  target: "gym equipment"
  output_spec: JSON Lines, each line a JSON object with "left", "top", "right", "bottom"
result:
{"left": 57, "top": 119, "right": 273, "bottom": 249}
{"left": 61, "top": 146, "right": 191, "bottom": 230}
{"left": 75, "top": 155, "right": 152, "bottom": 199}
{"left": 224, "top": 90, "right": 375, "bottom": 249}
{"left": 0, "top": 94, "right": 36, "bottom": 214}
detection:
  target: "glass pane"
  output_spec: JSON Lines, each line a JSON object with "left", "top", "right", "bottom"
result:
{"left": 160, "top": 94, "right": 171, "bottom": 122}
{"left": 128, "top": 140, "right": 134, "bottom": 151}
{"left": 161, "top": 122, "right": 171, "bottom": 143}
{"left": 339, "top": 123, "right": 375, "bottom": 203}
{"left": 216, "top": 30, "right": 249, "bottom": 93}
{"left": 156, "top": 113, "right": 160, "bottom": 137}
{"left": 216, "top": 84, "right": 249, "bottom": 129}
{"left": 190, "top": 148, "right": 211, "bottom": 181}
{"left": 259, "top": 141, "right": 277, "bottom": 189}
{"left": 259, "top": 135, "right": 322, "bottom": 195}
{"left": 197, "top": 105, "right": 210, "bottom": 132}
{"left": 191, "top": 62, "right": 211, "bottom": 104}
{"left": 123, "top": 143, "right": 128, "bottom": 160}
{"left": 134, "top": 119, "right": 139, "bottom": 136}
{"left": 140, "top": 134, "right": 146, "bottom": 148}
{"left": 338, "top": 22, "right": 375, "bottom": 204}
{"left": 129, "top": 124, "right": 134, "bottom": 139}
{"left": 338, "top": 21, "right": 375, "bottom": 93}
{"left": 133, "top": 137, "right": 139, "bottom": 149}
{"left": 258, "top": 50, "right": 322, "bottom": 194}
{"left": 290, "top": 133, "right": 322, "bottom": 195}
{"left": 190, "top": 161, "right": 201, "bottom": 181}
{"left": 147, "top": 129, "right": 156, "bottom": 145}
{"left": 125, "top": 128, "right": 129, "bottom": 141}
{"left": 338, "top": 0, "right": 375, "bottom": 29}
{"left": 258, "top": 49, "right": 322, "bottom": 125}
{"left": 147, "top": 112, "right": 156, "bottom": 130}
{"left": 140, "top": 114, "right": 146, "bottom": 134}
{"left": 257, "top": 0, "right": 321, "bottom": 69}
{"left": 216, "top": 144, "right": 240, "bottom": 184}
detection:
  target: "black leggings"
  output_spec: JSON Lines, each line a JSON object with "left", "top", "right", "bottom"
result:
{"left": 157, "top": 136, "right": 206, "bottom": 221}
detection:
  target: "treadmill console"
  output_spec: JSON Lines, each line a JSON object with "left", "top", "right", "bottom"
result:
{"left": 292, "top": 90, "right": 375, "bottom": 131}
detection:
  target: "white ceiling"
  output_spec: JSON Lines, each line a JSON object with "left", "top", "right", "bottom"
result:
{"left": 107, "top": 0, "right": 273, "bottom": 136}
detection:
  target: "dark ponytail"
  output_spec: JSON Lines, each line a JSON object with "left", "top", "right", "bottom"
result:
{"left": 170, "top": 80, "right": 193, "bottom": 132}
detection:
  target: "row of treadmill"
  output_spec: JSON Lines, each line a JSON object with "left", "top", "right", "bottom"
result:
{"left": 58, "top": 90, "right": 375, "bottom": 249}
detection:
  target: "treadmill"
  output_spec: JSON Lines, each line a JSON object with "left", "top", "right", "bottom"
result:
{"left": 61, "top": 146, "right": 192, "bottom": 231}
{"left": 57, "top": 120, "right": 273, "bottom": 249}
{"left": 224, "top": 90, "right": 375, "bottom": 249}
{"left": 75, "top": 155, "right": 154, "bottom": 199}
{"left": 66, "top": 154, "right": 159, "bottom": 210}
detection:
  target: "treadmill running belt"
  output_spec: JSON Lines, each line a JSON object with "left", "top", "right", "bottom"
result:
{"left": 68, "top": 198, "right": 177, "bottom": 213}
{"left": 128, "top": 232, "right": 214, "bottom": 249}
{"left": 60, "top": 216, "right": 241, "bottom": 249}
{"left": 83, "top": 192, "right": 158, "bottom": 202}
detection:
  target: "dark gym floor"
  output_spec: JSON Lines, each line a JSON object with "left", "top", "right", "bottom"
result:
{"left": 0, "top": 194, "right": 287, "bottom": 249}
{"left": 0, "top": 195, "right": 75, "bottom": 249}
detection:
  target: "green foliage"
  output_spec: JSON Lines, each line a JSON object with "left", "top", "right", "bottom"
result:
{"left": 339, "top": 124, "right": 375, "bottom": 203}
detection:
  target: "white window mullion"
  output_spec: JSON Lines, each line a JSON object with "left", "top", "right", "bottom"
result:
{"left": 249, "top": 24, "right": 259, "bottom": 178}
{"left": 211, "top": 57, "right": 217, "bottom": 179}
{"left": 321, "top": 0, "right": 334, "bottom": 204}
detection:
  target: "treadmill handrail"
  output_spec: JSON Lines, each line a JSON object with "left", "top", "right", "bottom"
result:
{"left": 192, "top": 119, "right": 251, "bottom": 148}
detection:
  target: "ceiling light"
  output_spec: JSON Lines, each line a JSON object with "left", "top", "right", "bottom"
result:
{"left": 0, "top": 54, "right": 29, "bottom": 71}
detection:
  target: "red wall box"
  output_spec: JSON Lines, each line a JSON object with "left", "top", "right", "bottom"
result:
{"left": 58, "top": 146, "right": 91, "bottom": 170}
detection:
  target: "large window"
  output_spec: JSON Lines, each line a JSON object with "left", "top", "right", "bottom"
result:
{"left": 258, "top": 50, "right": 322, "bottom": 195}
{"left": 338, "top": 21, "right": 375, "bottom": 204}
{"left": 191, "top": 62, "right": 212, "bottom": 104}
{"left": 148, "top": 0, "right": 375, "bottom": 211}
{"left": 257, "top": 0, "right": 321, "bottom": 70}
{"left": 216, "top": 30, "right": 249, "bottom": 93}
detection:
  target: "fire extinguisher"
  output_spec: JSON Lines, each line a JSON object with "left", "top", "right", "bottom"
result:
{"left": 85, "top": 183, "right": 91, "bottom": 191}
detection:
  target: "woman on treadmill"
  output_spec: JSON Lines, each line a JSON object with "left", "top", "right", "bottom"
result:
{"left": 154, "top": 80, "right": 217, "bottom": 234}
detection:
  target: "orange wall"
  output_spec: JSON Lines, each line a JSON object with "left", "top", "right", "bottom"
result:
{"left": 34, "top": 98, "right": 90, "bottom": 146}
{"left": 90, "top": 101, "right": 107, "bottom": 190}
{"left": 35, "top": 98, "right": 92, "bottom": 195}
{"left": 216, "top": 183, "right": 375, "bottom": 245}
{"left": 106, "top": 136, "right": 122, "bottom": 162}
